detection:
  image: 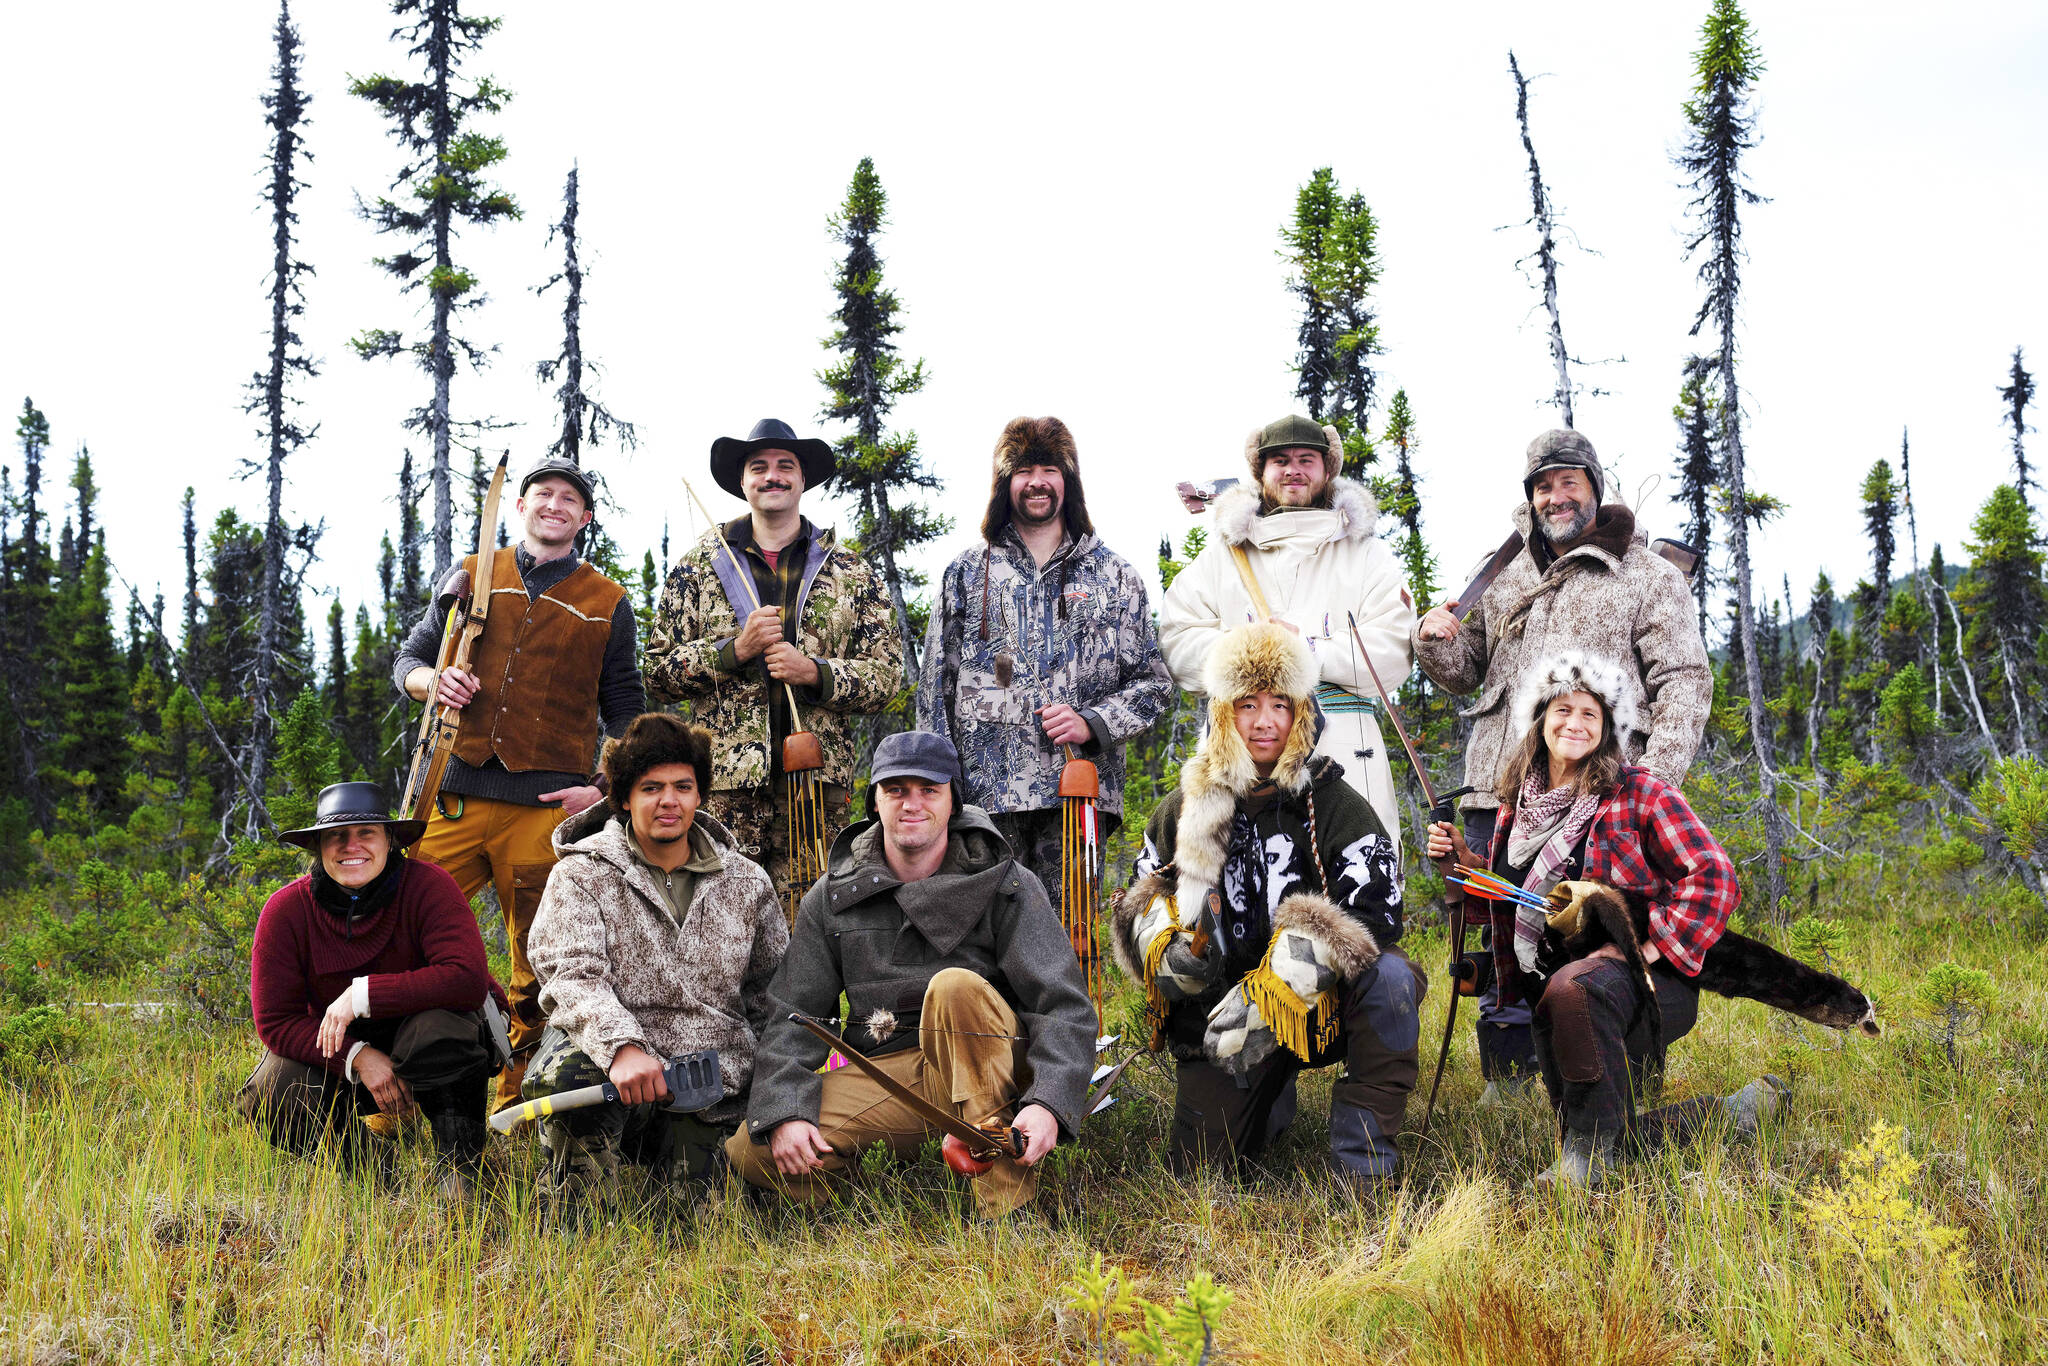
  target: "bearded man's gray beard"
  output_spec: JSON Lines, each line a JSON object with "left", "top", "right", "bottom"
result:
{"left": 1540, "top": 503, "right": 1595, "bottom": 546}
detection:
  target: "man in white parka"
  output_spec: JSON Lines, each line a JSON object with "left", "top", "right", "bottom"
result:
{"left": 1158, "top": 415, "right": 1416, "bottom": 848}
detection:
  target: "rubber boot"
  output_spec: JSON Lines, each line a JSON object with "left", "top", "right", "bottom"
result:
{"left": 1535, "top": 1128, "right": 1618, "bottom": 1190}
{"left": 1328, "top": 1095, "right": 1401, "bottom": 1185}
{"left": 422, "top": 1070, "right": 488, "bottom": 1199}
{"left": 1724, "top": 1074, "right": 1791, "bottom": 1138}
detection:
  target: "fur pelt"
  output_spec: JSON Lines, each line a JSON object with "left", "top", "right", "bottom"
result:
{"left": 1242, "top": 421, "right": 1343, "bottom": 483}
{"left": 1211, "top": 475, "right": 1380, "bottom": 548}
{"left": 982, "top": 415, "right": 1093, "bottom": 541}
{"left": 1512, "top": 649, "right": 1644, "bottom": 740}
{"left": 1554, "top": 882, "right": 1669, "bottom": 1073}
{"left": 1111, "top": 867, "right": 1173, "bottom": 983}
{"left": 1560, "top": 880, "right": 1882, "bottom": 1036}
{"left": 1170, "top": 622, "right": 1320, "bottom": 889}
{"left": 1272, "top": 892, "right": 1379, "bottom": 979}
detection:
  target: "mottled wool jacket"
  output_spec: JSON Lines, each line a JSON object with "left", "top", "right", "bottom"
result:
{"left": 643, "top": 520, "right": 905, "bottom": 793}
{"left": 744, "top": 805, "right": 1099, "bottom": 1143}
{"left": 1412, "top": 503, "right": 1711, "bottom": 812}
{"left": 916, "top": 527, "right": 1173, "bottom": 819}
{"left": 527, "top": 805, "right": 789, "bottom": 1123}
{"left": 1116, "top": 756, "right": 1402, "bottom": 1060}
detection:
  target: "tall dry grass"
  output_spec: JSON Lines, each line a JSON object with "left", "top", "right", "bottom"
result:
{"left": 1, "top": 912, "right": 2042, "bottom": 1364}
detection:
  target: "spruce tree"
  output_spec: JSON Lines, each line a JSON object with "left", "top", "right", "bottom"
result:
{"left": 819, "top": 157, "right": 944, "bottom": 677}
{"left": 5, "top": 400, "right": 54, "bottom": 829}
{"left": 397, "top": 450, "right": 424, "bottom": 615}
{"left": 1860, "top": 459, "right": 1897, "bottom": 606}
{"left": 2001, "top": 346, "right": 2036, "bottom": 509}
{"left": 1282, "top": 168, "right": 1382, "bottom": 476}
{"left": 1670, "top": 355, "right": 1718, "bottom": 637}
{"left": 1378, "top": 390, "right": 1437, "bottom": 603}
{"left": 245, "top": 0, "right": 319, "bottom": 827}
{"left": 1957, "top": 484, "right": 2045, "bottom": 754}
{"left": 351, "top": 0, "right": 520, "bottom": 578}
{"left": 1508, "top": 51, "right": 1577, "bottom": 426}
{"left": 1677, "top": 0, "right": 1783, "bottom": 912}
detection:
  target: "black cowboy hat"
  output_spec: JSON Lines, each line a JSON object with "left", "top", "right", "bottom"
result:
{"left": 278, "top": 781, "right": 427, "bottom": 851}
{"left": 708, "top": 418, "right": 835, "bottom": 500}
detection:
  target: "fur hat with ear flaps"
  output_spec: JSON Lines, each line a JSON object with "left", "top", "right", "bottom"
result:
{"left": 1511, "top": 649, "right": 1641, "bottom": 740}
{"left": 1244, "top": 415, "right": 1344, "bottom": 484}
{"left": 982, "top": 416, "right": 1094, "bottom": 541}
{"left": 1164, "top": 622, "right": 1322, "bottom": 896}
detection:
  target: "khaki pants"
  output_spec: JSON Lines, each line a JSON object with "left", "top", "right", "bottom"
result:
{"left": 727, "top": 968, "right": 1039, "bottom": 1217}
{"left": 412, "top": 793, "right": 566, "bottom": 1109}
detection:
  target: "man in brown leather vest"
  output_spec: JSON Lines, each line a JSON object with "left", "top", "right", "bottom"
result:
{"left": 394, "top": 458, "right": 645, "bottom": 1110}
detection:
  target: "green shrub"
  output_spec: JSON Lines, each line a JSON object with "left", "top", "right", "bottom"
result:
{"left": 0, "top": 1004, "right": 81, "bottom": 1081}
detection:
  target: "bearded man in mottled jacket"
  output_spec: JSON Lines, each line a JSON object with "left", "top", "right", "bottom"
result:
{"left": 523, "top": 713, "right": 788, "bottom": 1200}
{"left": 1413, "top": 429, "right": 1711, "bottom": 1095}
{"left": 916, "top": 416, "right": 1173, "bottom": 925}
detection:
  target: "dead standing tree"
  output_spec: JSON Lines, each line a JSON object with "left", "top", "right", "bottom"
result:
{"left": 241, "top": 0, "right": 320, "bottom": 832}
{"left": 1678, "top": 0, "right": 1788, "bottom": 917}
{"left": 1508, "top": 52, "right": 1576, "bottom": 427}
{"left": 536, "top": 164, "right": 637, "bottom": 468}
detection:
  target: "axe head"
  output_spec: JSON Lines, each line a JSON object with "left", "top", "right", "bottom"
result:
{"left": 658, "top": 1049, "right": 723, "bottom": 1113}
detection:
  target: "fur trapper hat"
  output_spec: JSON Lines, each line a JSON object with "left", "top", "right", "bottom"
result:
{"left": 1190, "top": 622, "right": 1321, "bottom": 800}
{"left": 983, "top": 416, "right": 1093, "bottom": 541}
{"left": 1244, "top": 415, "right": 1343, "bottom": 484}
{"left": 1511, "top": 649, "right": 1640, "bottom": 739}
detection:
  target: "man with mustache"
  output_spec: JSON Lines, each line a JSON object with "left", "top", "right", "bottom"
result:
{"left": 395, "top": 458, "right": 645, "bottom": 1112}
{"left": 1158, "top": 416, "right": 1415, "bottom": 845}
{"left": 643, "top": 419, "right": 904, "bottom": 913}
{"left": 1412, "top": 429, "right": 1711, "bottom": 1098}
{"left": 916, "top": 416, "right": 1173, "bottom": 949}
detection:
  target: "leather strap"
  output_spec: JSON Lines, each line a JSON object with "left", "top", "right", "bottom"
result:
{"left": 1226, "top": 543, "right": 1273, "bottom": 620}
{"left": 1451, "top": 531, "right": 1526, "bottom": 623}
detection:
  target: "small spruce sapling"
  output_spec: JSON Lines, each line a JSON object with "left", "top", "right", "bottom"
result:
{"left": 1911, "top": 961, "right": 1993, "bottom": 1072}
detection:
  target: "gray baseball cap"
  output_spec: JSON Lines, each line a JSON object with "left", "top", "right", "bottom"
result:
{"left": 868, "top": 730, "right": 963, "bottom": 788}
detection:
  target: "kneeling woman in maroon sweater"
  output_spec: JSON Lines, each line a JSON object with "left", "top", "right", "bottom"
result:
{"left": 237, "top": 782, "right": 504, "bottom": 1185}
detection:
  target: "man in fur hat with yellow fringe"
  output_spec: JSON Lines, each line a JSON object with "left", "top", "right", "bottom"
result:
{"left": 917, "top": 416, "right": 1173, "bottom": 922}
{"left": 1114, "top": 621, "right": 1421, "bottom": 1182}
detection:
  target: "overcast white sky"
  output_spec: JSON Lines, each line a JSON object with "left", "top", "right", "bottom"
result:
{"left": 3, "top": 2, "right": 2043, "bottom": 641}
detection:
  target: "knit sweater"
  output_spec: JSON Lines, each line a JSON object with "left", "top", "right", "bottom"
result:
{"left": 249, "top": 857, "right": 495, "bottom": 1075}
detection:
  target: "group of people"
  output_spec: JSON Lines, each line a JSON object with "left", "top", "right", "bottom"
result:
{"left": 237, "top": 413, "right": 1788, "bottom": 1210}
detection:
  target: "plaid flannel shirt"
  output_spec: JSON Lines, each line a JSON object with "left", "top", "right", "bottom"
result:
{"left": 1490, "top": 765, "right": 1735, "bottom": 977}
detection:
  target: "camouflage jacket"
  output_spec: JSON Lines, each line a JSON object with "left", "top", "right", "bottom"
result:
{"left": 643, "top": 522, "right": 905, "bottom": 792}
{"left": 916, "top": 529, "right": 1173, "bottom": 819}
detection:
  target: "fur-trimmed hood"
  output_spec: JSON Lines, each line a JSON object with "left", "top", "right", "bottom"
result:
{"left": 1211, "top": 475, "right": 1380, "bottom": 550}
{"left": 981, "top": 415, "right": 1093, "bottom": 542}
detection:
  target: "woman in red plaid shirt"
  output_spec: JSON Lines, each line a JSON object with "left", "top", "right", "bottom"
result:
{"left": 1428, "top": 651, "right": 1789, "bottom": 1188}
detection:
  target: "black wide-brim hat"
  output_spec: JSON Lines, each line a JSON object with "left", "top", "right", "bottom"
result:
{"left": 278, "top": 781, "right": 427, "bottom": 850}
{"left": 708, "top": 418, "right": 835, "bottom": 499}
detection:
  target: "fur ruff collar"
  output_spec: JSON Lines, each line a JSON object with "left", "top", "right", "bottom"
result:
{"left": 1212, "top": 476, "right": 1380, "bottom": 549}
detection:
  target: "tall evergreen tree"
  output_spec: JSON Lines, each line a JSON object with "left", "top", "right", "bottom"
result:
{"left": 1957, "top": 484, "right": 2045, "bottom": 755}
{"left": 1860, "top": 458, "right": 1897, "bottom": 607}
{"left": 397, "top": 450, "right": 424, "bottom": 615}
{"left": 1678, "top": 0, "right": 1783, "bottom": 912}
{"left": 1282, "top": 168, "right": 1382, "bottom": 476}
{"left": 1378, "top": 389, "right": 1437, "bottom": 604}
{"left": 5, "top": 400, "right": 55, "bottom": 828}
{"left": 2001, "top": 346, "right": 2036, "bottom": 508}
{"left": 244, "top": 0, "right": 319, "bottom": 827}
{"left": 351, "top": 0, "right": 519, "bottom": 578}
{"left": 1670, "top": 355, "right": 1718, "bottom": 636}
{"left": 1508, "top": 51, "right": 1577, "bottom": 426}
{"left": 180, "top": 489, "right": 200, "bottom": 666}
{"left": 819, "top": 157, "right": 944, "bottom": 677}
{"left": 536, "top": 164, "right": 636, "bottom": 468}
